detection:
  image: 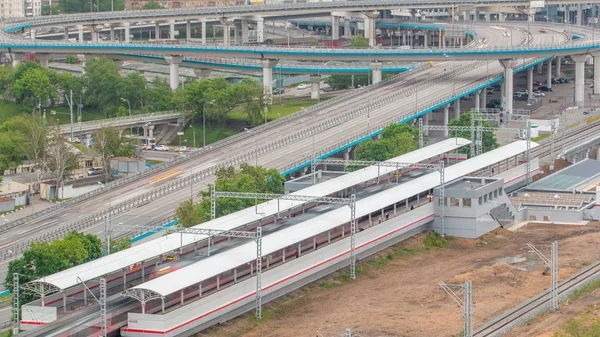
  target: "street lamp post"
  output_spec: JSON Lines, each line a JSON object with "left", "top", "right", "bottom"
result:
{"left": 203, "top": 100, "right": 215, "bottom": 148}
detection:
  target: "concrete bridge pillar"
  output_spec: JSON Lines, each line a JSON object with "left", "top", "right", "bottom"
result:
{"left": 402, "top": 30, "right": 407, "bottom": 45}
{"left": 547, "top": 59, "right": 553, "bottom": 89}
{"left": 454, "top": 99, "right": 460, "bottom": 119}
{"left": 527, "top": 66, "right": 534, "bottom": 99}
{"left": 77, "top": 25, "right": 84, "bottom": 43}
{"left": 36, "top": 53, "right": 52, "bottom": 68}
{"left": 155, "top": 22, "right": 161, "bottom": 39}
{"left": 499, "top": 59, "right": 518, "bottom": 115}
{"left": 593, "top": 54, "right": 600, "bottom": 95}
{"left": 443, "top": 104, "right": 450, "bottom": 137}
{"left": 310, "top": 74, "right": 321, "bottom": 100}
{"left": 475, "top": 90, "right": 481, "bottom": 111}
{"left": 343, "top": 148, "right": 351, "bottom": 161}
{"left": 194, "top": 68, "right": 211, "bottom": 78}
{"left": 77, "top": 54, "right": 86, "bottom": 74}
{"left": 202, "top": 18, "right": 207, "bottom": 45}
{"left": 64, "top": 26, "right": 70, "bottom": 41}
{"left": 90, "top": 27, "right": 100, "bottom": 43}
{"left": 499, "top": 13, "right": 505, "bottom": 22}
{"left": 371, "top": 61, "right": 383, "bottom": 84}
{"left": 331, "top": 16, "right": 340, "bottom": 40}
{"left": 186, "top": 20, "right": 191, "bottom": 42}
{"left": 234, "top": 24, "right": 241, "bottom": 45}
{"left": 500, "top": 79, "right": 505, "bottom": 109}
{"left": 481, "top": 87, "right": 487, "bottom": 108}
{"left": 261, "top": 59, "right": 278, "bottom": 96}
{"left": 424, "top": 31, "right": 430, "bottom": 47}
{"left": 344, "top": 17, "right": 351, "bottom": 37}
{"left": 123, "top": 22, "right": 130, "bottom": 43}
{"left": 222, "top": 23, "right": 231, "bottom": 46}
{"left": 11, "top": 53, "right": 22, "bottom": 67}
{"left": 572, "top": 54, "right": 588, "bottom": 107}
{"left": 242, "top": 19, "right": 249, "bottom": 43}
{"left": 536, "top": 62, "right": 543, "bottom": 74}
{"left": 165, "top": 56, "right": 183, "bottom": 90}
{"left": 30, "top": 28, "right": 36, "bottom": 40}
{"left": 564, "top": 6, "right": 569, "bottom": 24}
{"left": 555, "top": 56, "right": 561, "bottom": 77}
{"left": 148, "top": 125, "right": 155, "bottom": 139}
{"left": 110, "top": 26, "right": 115, "bottom": 41}
{"left": 428, "top": 108, "right": 433, "bottom": 121}
{"left": 257, "top": 18, "right": 264, "bottom": 43}
{"left": 576, "top": 4, "right": 582, "bottom": 25}
{"left": 169, "top": 20, "right": 176, "bottom": 40}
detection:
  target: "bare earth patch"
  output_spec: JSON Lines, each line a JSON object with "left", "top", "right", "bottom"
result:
{"left": 197, "top": 223, "right": 600, "bottom": 337}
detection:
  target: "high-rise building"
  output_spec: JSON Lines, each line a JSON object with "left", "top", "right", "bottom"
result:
{"left": 0, "top": 0, "right": 25, "bottom": 19}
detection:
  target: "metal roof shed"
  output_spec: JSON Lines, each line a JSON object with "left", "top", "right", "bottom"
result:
{"left": 26, "top": 138, "right": 469, "bottom": 294}
{"left": 125, "top": 140, "right": 537, "bottom": 301}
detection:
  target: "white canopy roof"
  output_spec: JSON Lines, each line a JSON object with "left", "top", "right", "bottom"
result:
{"left": 130, "top": 140, "right": 538, "bottom": 297}
{"left": 30, "top": 138, "right": 470, "bottom": 291}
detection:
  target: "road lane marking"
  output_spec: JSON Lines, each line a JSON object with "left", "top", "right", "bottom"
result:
{"left": 148, "top": 169, "right": 182, "bottom": 184}
{"left": 0, "top": 242, "right": 15, "bottom": 249}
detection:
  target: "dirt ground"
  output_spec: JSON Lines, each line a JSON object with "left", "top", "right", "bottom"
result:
{"left": 197, "top": 223, "right": 600, "bottom": 337}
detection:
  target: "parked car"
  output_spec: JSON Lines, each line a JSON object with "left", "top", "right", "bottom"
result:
{"left": 533, "top": 81, "right": 541, "bottom": 86}
{"left": 155, "top": 145, "right": 170, "bottom": 151}
{"left": 87, "top": 167, "right": 103, "bottom": 176}
{"left": 491, "top": 84, "right": 501, "bottom": 91}
{"left": 273, "top": 88, "right": 285, "bottom": 95}
{"left": 486, "top": 99, "right": 501, "bottom": 109}
{"left": 559, "top": 78, "right": 570, "bottom": 83}
{"left": 296, "top": 84, "right": 308, "bottom": 90}
{"left": 514, "top": 93, "right": 528, "bottom": 101}
{"left": 551, "top": 78, "right": 560, "bottom": 85}
{"left": 538, "top": 86, "right": 553, "bottom": 92}
{"left": 532, "top": 91, "right": 545, "bottom": 97}
{"left": 486, "top": 88, "right": 494, "bottom": 94}
{"left": 515, "top": 90, "right": 528, "bottom": 96}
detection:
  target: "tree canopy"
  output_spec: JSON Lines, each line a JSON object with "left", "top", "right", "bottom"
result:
{"left": 449, "top": 111, "right": 499, "bottom": 157}
{"left": 141, "top": 1, "right": 165, "bottom": 9}
{"left": 175, "top": 164, "right": 285, "bottom": 227}
{"left": 353, "top": 123, "right": 419, "bottom": 165}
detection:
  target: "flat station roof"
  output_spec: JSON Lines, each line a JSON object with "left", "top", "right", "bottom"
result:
{"left": 129, "top": 140, "right": 537, "bottom": 298}
{"left": 528, "top": 159, "right": 600, "bottom": 191}
{"left": 29, "top": 138, "right": 470, "bottom": 291}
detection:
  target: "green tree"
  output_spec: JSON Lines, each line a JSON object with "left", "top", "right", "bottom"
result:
{"left": 55, "top": 72, "right": 83, "bottom": 103}
{"left": 64, "top": 55, "right": 78, "bottom": 64}
{"left": 10, "top": 67, "right": 57, "bottom": 110}
{"left": 141, "top": 1, "right": 165, "bottom": 9}
{"left": 5, "top": 115, "right": 48, "bottom": 186}
{"left": 111, "top": 237, "right": 132, "bottom": 253}
{"left": 147, "top": 77, "right": 174, "bottom": 112}
{"left": 46, "top": 130, "right": 78, "bottom": 198}
{"left": 349, "top": 35, "right": 369, "bottom": 48}
{"left": 175, "top": 164, "right": 285, "bottom": 227}
{"left": 235, "top": 78, "right": 271, "bottom": 126}
{"left": 0, "top": 118, "right": 26, "bottom": 172}
{"left": 92, "top": 127, "right": 122, "bottom": 182}
{"left": 41, "top": 5, "right": 60, "bottom": 15}
{"left": 352, "top": 123, "right": 419, "bottom": 167}
{"left": 65, "top": 231, "right": 103, "bottom": 261}
{"left": 176, "top": 200, "right": 202, "bottom": 228}
{"left": 448, "top": 111, "right": 499, "bottom": 157}
{"left": 83, "top": 57, "right": 122, "bottom": 116}
{"left": 0, "top": 65, "right": 14, "bottom": 101}
{"left": 119, "top": 72, "right": 149, "bottom": 109}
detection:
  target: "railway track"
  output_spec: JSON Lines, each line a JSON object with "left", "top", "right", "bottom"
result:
{"left": 474, "top": 260, "right": 600, "bottom": 337}
{"left": 531, "top": 119, "right": 600, "bottom": 161}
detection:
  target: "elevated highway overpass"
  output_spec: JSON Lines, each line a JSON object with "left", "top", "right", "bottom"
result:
{"left": 0, "top": 22, "right": 564, "bottom": 265}
{"left": 57, "top": 111, "right": 181, "bottom": 137}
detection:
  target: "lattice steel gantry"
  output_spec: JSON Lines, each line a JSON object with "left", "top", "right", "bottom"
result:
{"left": 440, "top": 280, "right": 473, "bottom": 337}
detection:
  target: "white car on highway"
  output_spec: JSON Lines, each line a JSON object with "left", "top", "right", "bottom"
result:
{"left": 532, "top": 91, "right": 545, "bottom": 97}
{"left": 297, "top": 84, "right": 308, "bottom": 90}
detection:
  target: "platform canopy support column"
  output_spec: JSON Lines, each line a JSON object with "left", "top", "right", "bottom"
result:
{"left": 571, "top": 54, "right": 588, "bottom": 107}
{"left": 165, "top": 56, "right": 183, "bottom": 90}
